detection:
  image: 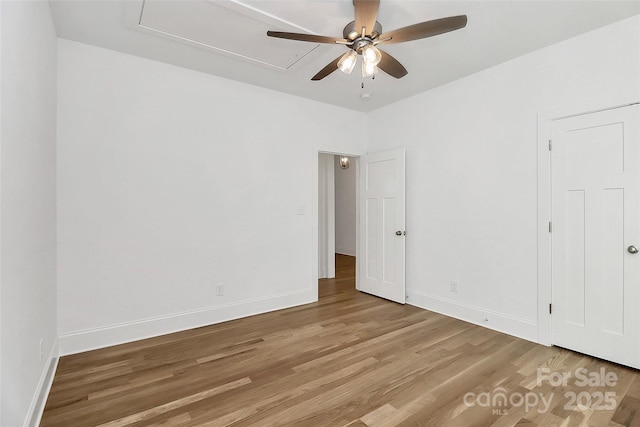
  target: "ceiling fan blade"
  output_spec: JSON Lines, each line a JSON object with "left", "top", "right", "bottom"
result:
{"left": 377, "top": 49, "right": 408, "bottom": 79}
{"left": 354, "top": 0, "right": 380, "bottom": 36}
{"left": 311, "top": 55, "right": 343, "bottom": 81}
{"left": 267, "top": 31, "right": 347, "bottom": 44}
{"left": 378, "top": 15, "right": 467, "bottom": 44}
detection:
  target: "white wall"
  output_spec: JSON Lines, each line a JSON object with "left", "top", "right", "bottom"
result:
{"left": 367, "top": 16, "right": 640, "bottom": 342}
{"left": 0, "top": 2, "right": 58, "bottom": 426}
{"left": 57, "top": 39, "right": 366, "bottom": 354}
{"left": 334, "top": 156, "right": 356, "bottom": 256}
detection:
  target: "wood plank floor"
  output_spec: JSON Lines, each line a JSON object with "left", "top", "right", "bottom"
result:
{"left": 42, "top": 255, "right": 640, "bottom": 426}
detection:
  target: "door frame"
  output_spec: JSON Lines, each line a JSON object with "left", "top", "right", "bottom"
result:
{"left": 536, "top": 96, "right": 640, "bottom": 346}
{"left": 314, "top": 151, "right": 361, "bottom": 295}
{"left": 318, "top": 153, "right": 336, "bottom": 279}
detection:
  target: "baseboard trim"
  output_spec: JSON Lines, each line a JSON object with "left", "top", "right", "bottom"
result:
{"left": 59, "top": 290, "right": 315, "bottom": 356}
{"left": 25, "top": 338, "right": 59, "bottom": 427}
{"left": 406, "top": 290, "right": 539, "bottom": 344}
{"left": 335, "top": 248, "right": 356, "bottom": 257}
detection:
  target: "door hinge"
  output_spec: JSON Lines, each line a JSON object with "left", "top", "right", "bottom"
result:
{"left": 548, "top": 139, "right": 552, "bottom": 151}
{"left": 548, "top": 222, "right": 552, "bottom": 233}
{"left": 549, "top": 303, "right": 552, "bottom": 314}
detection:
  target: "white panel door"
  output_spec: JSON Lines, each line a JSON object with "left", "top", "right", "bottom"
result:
{"left": 358, "top": 149, "right": 406, "bottom": 304}
{"left": 551, "top": 104, "right": 640, "bottom": 368}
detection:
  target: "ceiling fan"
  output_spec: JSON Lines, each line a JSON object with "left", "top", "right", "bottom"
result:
{"left": 267, "top": 0, "right": 467, "bottom": 81}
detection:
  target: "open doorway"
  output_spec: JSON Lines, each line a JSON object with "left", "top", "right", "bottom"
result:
{"left": 318, "top": 153, "right": 357, "bottom": 295}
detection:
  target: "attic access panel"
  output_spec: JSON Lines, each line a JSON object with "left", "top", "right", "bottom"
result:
{"left": 137, "top": 0, "right": 319, "bottom": 71}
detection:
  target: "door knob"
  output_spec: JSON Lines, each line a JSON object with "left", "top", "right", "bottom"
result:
{"left": 628, "top": 245, "right": 639, "bottom": 254}
{"left": 396, "top": 231, "right": 402, "bottom": 236}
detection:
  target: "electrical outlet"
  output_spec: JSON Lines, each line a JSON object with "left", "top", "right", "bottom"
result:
{"left": 450, "top": 280, "right": 458, "bottom": 293}
{"left": 215, "top": 284, "right": 224, "bottom": 296}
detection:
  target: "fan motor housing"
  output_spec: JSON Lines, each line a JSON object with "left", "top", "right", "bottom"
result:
{"left": 343, "top": 20, "right": 382, "bottom": 41}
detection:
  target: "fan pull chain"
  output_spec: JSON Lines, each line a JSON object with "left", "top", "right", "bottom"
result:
{"left": 361, "top": 75, "right": 375, "bottom": 89}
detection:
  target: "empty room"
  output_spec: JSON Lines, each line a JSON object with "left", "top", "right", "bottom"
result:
{"left": 1, "top": 0, "right": 640, "bottom": 426}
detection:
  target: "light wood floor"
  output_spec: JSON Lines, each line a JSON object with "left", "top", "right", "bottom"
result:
{"left": 42, "top": 255, "right": 640, "bottom": 426}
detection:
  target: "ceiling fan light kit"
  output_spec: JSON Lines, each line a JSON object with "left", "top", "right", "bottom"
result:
{"left": 338, "top": 50, "right": 357, "bottom": 74}
{"left": 362, "top": 60, "right": 377, "bottom": 78}
{"left": 266, "top": 0, "right": 467, "bottom": 82}
{"left": 361, "top": 44, "right": 382, "bottom": 65}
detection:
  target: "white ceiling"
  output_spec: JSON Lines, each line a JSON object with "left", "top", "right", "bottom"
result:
{"left": 49, "top": 0, "right": 640, "bottom": 112}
